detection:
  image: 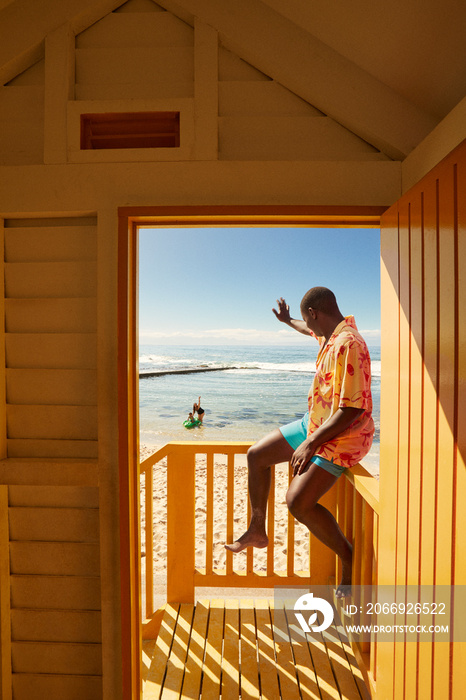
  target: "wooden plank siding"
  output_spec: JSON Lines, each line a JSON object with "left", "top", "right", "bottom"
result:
{"left": 3, "top": 219, "right": 98, "bottom": 459}
{"left": 7, "top": 483, "right": 102, "bottom": 699}
{"left": 378, "top": 138, "right": 466, "bottom": 699}
{"left": 74, "top": 9, "right": 195, "bottom": 102}
{"left": 0, "top": 217, "right": 103, "bottom": 699}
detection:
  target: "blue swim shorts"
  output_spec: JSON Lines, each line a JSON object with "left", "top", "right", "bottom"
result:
{"left": 279, "top": 412, "right": 346, "bottom": 477}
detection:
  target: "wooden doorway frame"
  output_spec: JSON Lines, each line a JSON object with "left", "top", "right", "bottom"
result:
{"left": 117, "top": 205, "right": 385, "bottom": 698}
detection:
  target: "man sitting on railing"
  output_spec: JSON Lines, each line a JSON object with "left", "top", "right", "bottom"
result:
{"left": 225, "top": 287, "right": 374, "bottom": 598}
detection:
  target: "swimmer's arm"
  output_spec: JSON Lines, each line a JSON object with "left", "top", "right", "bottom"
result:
{"left": 291, "top": 407, "right": 364, "bottom": 475}
{"left": 272, "top": 297, "right": 312, "bottom": 336}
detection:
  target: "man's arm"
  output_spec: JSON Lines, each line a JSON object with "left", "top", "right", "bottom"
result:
{"left": 272, "top": 297, "right": 312, "bottom": 336}
{"left": 290, "top": 407, "right": 364, "bottom": 475}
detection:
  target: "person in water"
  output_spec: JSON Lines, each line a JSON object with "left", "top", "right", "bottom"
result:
{"left": 187, "top": 412, "right": 195, "bottom": 423}
{"left": 225, "top": 287, "right": 374, "bottom": 598}
{"left": 193, "top": 396, "right": 205, "bottom": 423}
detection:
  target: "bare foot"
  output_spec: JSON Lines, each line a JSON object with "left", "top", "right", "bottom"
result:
{"left": 335, "top": 549, "right": 352, "bottom": 598}
{"left": 335, "top": 582, "right": 352, "bottom": 598}
{"left": 225, "top": 530, "right": 268, "bottom": 553}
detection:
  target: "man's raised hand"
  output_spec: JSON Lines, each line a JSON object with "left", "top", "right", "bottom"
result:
{"left": 272, "top": 297, "right": 312, "bottom": 336}
{"left": 272, "top": 297, "right": 292, "bottom": 324}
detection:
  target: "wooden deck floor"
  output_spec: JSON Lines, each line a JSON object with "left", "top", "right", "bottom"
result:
{"left": 142, "top": 599, "right": 370, "bottom": 699}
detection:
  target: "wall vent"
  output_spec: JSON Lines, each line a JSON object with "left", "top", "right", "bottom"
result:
{"left": 80, "top": 112, "right": 180, "bottom": 150}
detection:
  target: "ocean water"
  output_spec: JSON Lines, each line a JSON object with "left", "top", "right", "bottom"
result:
{"left": 139, "top": 344, "right": 381, "bottom": 468}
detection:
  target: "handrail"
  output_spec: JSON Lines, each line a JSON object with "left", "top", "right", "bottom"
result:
{"left": 139, "top": 443, "right": 171, "bottom": 473}
{"left": 345, "top": 462, "right": 380, "bottom": 514}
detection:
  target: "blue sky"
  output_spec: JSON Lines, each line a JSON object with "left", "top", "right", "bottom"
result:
{"left": 139, "top": 227, "right": 381, "bottom": 345}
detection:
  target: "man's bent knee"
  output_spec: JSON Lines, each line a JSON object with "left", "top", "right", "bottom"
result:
{"left": 246, "top": 442, "right": 265, "bottom": 472}
{"left": 247, "top": 431, "right": 281, "bottom": 468}
{"left": 286, "top": 486, "right": 321, "bottom": 522}
{"left": 247, "top": 429, "right": 293, "bottom": 470}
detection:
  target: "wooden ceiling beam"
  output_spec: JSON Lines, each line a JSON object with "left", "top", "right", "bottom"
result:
{"left": 162, "top": 0, "right": 437, "bottom": 159}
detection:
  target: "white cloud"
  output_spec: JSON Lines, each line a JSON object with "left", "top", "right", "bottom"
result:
{"left": 139, "top": 327, "right": 381, "bottom": 345}
{"left": 139, "top": 328, "right": 297, "bottom": 344}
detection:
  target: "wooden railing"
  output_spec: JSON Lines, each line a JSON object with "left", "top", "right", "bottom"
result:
{"left": 140, "top": 441, "right": 379, "bottom": 696}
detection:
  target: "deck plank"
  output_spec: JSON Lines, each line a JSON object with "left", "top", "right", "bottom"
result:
{"left": 222, "top": 600, "right": 240, "bottom": 700}
{"left": 143, "top": 603, "right": 179, "bottom": 698}
{"left": 334, "top": 620, "right": 371, "bottom": 700}
{"left": 201, "top": 599, "right": 224, "bottom": 699}
{"left": 255, "top": 600, "right": 281, "bottom": 700}
{"left": 323, "top": 625, "right": 362, "bottom": 700}
{"left": 271, "top": 603, "right": 301, "bottom": 700}
{"left": 180, "top": 600, "right": 209, "bottom": 698}
{"left": 307, "top": 631, "right": 342, "bottom": 700}
{"left": 239, "top": 600, "right": 260, "bottom": 700}
{"left": 285, "top": 607, "right": 322, "bottom": 700}
{"left": 160, "top": 604, "right": 194, "bottom": 699}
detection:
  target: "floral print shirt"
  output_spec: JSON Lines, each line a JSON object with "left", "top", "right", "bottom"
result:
{"left": 308, "top": 316, "right": 374, "bottom": 468}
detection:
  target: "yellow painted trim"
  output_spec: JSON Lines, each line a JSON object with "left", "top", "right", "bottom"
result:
{"left": 118, "top": 217, "right": 141, "bottom": 699}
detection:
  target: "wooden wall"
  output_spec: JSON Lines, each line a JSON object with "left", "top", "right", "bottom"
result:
{"left": 0, "top": 217, "right": 103, "bottom": 699}
{"left": 378, "top": 138, "right": 466, "bottom": 699}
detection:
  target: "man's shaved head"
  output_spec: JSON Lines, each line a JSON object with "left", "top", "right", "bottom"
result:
{"left": 300, "top": 287, "right": 339, "bottom": 316}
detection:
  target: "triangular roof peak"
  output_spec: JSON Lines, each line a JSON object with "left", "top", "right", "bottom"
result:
{"left": 1, "top": 0, "right": 465, "bottom": 160}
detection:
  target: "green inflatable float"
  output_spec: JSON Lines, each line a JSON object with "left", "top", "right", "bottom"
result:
{"left": 183, "top": 418, "right": 202, "bottom": 429}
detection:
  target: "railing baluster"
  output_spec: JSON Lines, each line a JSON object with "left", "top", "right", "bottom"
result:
{"left": 206, "top": 452, "right": 214, "bottom": 575}
{"left": 345, "top": 477, "right": 354, "bottom": 543}
{"left": 360, "top": 501, "right": 374, "bottom": 652}
{"left": 336, "top": 478, "right": 345, "bottom": 585}
{"left": 287, "top": 462, "right": 295, "bottom": 577}
{"left": 351, "top": 489, "right": 363, "bottom": 632}
{"left": 145, "top": 464, "right": 154, "bottom": 619}
{"left": 362, "top": 501, "right": 374, "bottom": 587}
{"left": 353, "top": 490, "right": 363, "bottom": 588}
{"left": 246, "top": 489, "right": 254, "bottom": 575}
{"left": 266, "top": 466, "right": 275, "bottom": 577}
{"left": 371, "top": 512, "right": 379, "bottom": 682}
{"left": 226, "top": 452, "right": 235, "bottom": 576}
